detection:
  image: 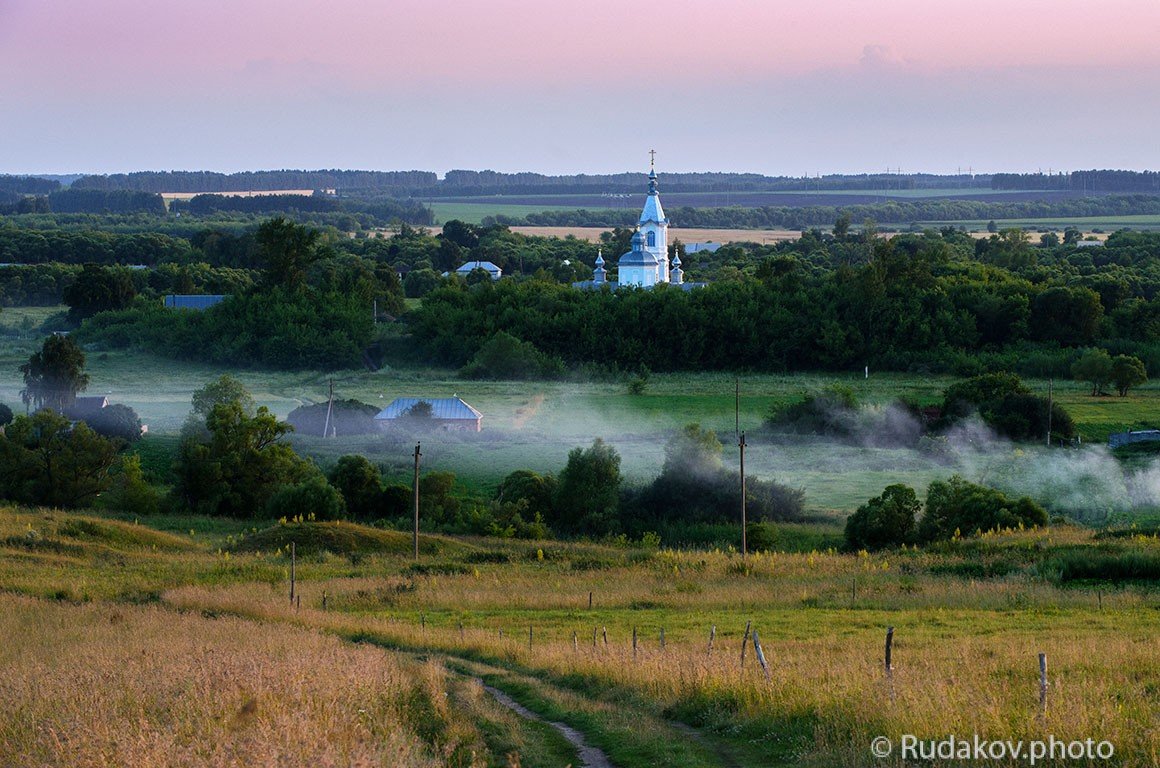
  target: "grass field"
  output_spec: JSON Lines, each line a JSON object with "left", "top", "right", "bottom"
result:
{"left": 1, "top": 506, "right": 1157, "bottom": 767}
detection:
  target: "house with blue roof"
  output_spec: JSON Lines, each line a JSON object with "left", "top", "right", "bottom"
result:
{"left": 375, "top": 397, "right": 483, "bottom": 432}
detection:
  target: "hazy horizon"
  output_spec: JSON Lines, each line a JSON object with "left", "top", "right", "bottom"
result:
{"left": 3, "top": 0, "right": 1159, "bottom": 177}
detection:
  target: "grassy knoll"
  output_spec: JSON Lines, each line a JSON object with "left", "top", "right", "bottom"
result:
{"left": 2, "top": 505, "right": 1155, "bottom": 766}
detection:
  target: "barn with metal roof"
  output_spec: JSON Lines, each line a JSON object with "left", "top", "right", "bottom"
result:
{"left": 375, "top": 397, "right": 483, "bottom": 432}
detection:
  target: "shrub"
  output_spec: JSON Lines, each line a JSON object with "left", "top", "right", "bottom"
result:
{"left": 85, "top": 403, "right": 143, "bottom": 443}
{"left": 459, "top": 332, "right": 564, "bottom": 380}
{"left": 844, "top": 484, "right": 920, "bottom": 551}
{"left": 99, "top": 453, "right": 162, "bottom": 515}
{"left": 0, "top": 402, "right": 12, "bottom": 427}
{"left": 266, "top": 475, "right": 347, "bottom": 521}
{"left": 942, "top": 372, "right": 1028, "bottom": 418}
{"left": 746, "top": 522, "right": 778, "bottom": 553}
{"left": 1046, "top": 550, "right": 1160, "bottom": 583}
{"left": 918, "top": 475, "right": 1047, "bottom": 542}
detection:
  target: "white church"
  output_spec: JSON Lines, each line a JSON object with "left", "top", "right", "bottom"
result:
{"left": 575, "top": 157, "right": 700, "bottom": 291}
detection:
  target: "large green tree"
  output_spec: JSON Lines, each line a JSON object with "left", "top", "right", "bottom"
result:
{"left": 845, "top": 484, "right": 920, "bottom": 551}
{"left": 173, "top": 402, "right": 313, "bottom": 517}
{"left": 552, "top": 439, "right": 622, "bottom": 536}
{"left": 62, "top": 264, "right": 137, "bottom": 322}
{"left": 256, "top": 217, "right": 323, "bottom": 291}
{"left": 0, "top": 410, "right": 118, "bottom": 507}
{"left": 20, "top": 335, "right": 90, "bottom": 413}
{"left": 1110, "top": 354, "right": 1147, "bottom": 397}
{"left": 1071, "top": 348, "right": 1114, "bottom": 396}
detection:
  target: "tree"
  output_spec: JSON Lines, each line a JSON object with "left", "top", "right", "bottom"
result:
{"left": 173, "top": 402, "right": 313, "bottom": 517}
{"left": 403, "top": 268, "right": 442, "bottom": 298}
{"left": 845, "top": 484, "right": 920, "bottom": 551}
{"left": 20, "top": 335, "right": 90, "bottom": 413}
{"left": 0, "top": 410, "right": 118, "bottom": 508}
{"left": 1072, "top": 348, "right": 1114, "bottom": 396}
{"left": 62, "top": 264, "right": 136, "bottom": 322}
{"left": 0, "top": 402, "right": 12, "bottom": 427}
{"left": 328, "top": 455, "right": 383, "bottom": 520}
{"left": 496, "top": 469, "right": 557, "bottom": 522}
{"left": 256, "top": 217, "right": 322, "bottom": 291}
{"left": 662, "top": 423, "right": 723, "bottom": 476}
{"left": 1111, "top": 354, "right": 1147, "bottom": 397}
{"left": 1031, "top": 286, "right": 1103, "bottom": 345}
{"left": 99, "top": 453, "right": 161, "bottom": 515}
{"left": 552, "top": 439, "right": 621, "bottom": 536}
{"left": 191, "top": 374, "right": 253, "bottom": 417}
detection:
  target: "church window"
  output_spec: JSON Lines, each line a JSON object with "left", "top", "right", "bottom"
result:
{"left": 646, "top": 231, "right": 656, "bottom": 247}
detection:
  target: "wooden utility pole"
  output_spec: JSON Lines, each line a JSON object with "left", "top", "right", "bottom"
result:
{"left": 322, "top": 378, "right": 335, "bottom": 438}
{"left": 412, "top": 442, "right": 422, "bottom": 559}
{"left": 1046, "top": 378, "right": 1054, "bottom": 448}
{"left": 735, "top": 376, "right": 740, "bottom": 438}
{"left": 739, "top": 431, "right": 748, "bottom": 557}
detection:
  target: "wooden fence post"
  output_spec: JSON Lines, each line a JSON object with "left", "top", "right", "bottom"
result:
{"left": 752, "top": 630, "right": 770, "bottom": 681}
{"left": 885, "top": 626, "right": 894, "bottom": 677}
{"left": 1039, "top": 653, "right": 1048, "bottom": 717}
{"left": 602, "top": 626, "right": 608, "bottom": 646}
{"left": 740, "top": 621, "right": 751, "bottom": 667}
{"left": 321, "top": 591, "right": 327, "bottom": 611}
{"left": 588, "top": 591, "right": 593, "bottom": 610}
{"left": 289, "top": 541, "right": 296, "bottom": 605}
{"left": 592, "top": 627, "right": 597, "bottom": 647}
{"left": 660, "top": 627, "right": 666, "bottom": 649}
{"left": 572, "top": 630, "right": 578, "bottom": 651}
{"left": 708, "top": 625, "right": 716, "bottom": 655}
{"left": 632, "top": 626, "right": 638, "bottom": 657}
{"left": 528, "top": 625, "right": 533, "bottom": 651}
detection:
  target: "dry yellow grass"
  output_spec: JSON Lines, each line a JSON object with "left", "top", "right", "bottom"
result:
{"left": 0, "top": 594, "right": 464, "bottom": 768}
{"left": 508, "top": 226, "right": 803, "bottom": 244}
{"left": 158, "top": 189, "right": 317, "bottom": 201}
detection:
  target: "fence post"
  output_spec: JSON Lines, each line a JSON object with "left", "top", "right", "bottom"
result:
{"left": 752, "top": 630, "right": 770, "bottom": 681}
{"left": 632, "top": 626, "right": 638, "bottom": 657}
{"left": 660, "top": 627, "right": 666, "bottom": 649}
{"left": 708, "top": 625, "right": 716, "bottom": 655}
{"left": 602, "top": 626, "right": 608, "bottom": 646}
{"left": 321, "top": 591, "right": 327, "bottom": 611}
{"left": 289, "top": 541, "right": 296, "bottom": 605}
{"left": 1039, "top": 653, "right": 1048, "bottom": 717}
{"left": 740, "top": 620, "right": 751, "bottom": 667}
{"left": 572, "top": 630, "right": 578, "bottom": 651}
{"left": 528, "top": 625, "right": 533, "bottom": 651}
{"left": 588, "top": 591, "right": 593, "bottom": 610}
{"left": 885, "top": 626, "right": 894, "bottom": 677}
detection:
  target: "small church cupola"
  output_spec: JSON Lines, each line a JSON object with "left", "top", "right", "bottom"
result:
{"left": 671, "top": 253, "right": 683, "bottom": 285}
{"left": 593, "top": 248, "right": 606, "bottom": 284}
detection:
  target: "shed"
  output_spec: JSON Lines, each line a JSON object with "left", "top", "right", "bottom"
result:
{"left": 163, "top": 294, "right": 229, "bottom": 310}
{"left": 1108, "top": 429, "right": 1160, "bottom": 449}
{"left": 375, "top": 397, "right": 483, "bottom": 432}
{"left": 454, "top": 261, "right": 502, "bottom": 280}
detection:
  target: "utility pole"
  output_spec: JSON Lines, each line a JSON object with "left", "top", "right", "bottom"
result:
{"left": 739, "top": 431, "right": 747, "bottom": 557}
{"left": 412, "top": 442, "right": 422, "bottom": 559}
{"left": 1046, "top": 378, "right": 1054, "bottom": 448}
{"left": 735, "top": 376, "right": 740, "bottom": 438}
{"left": 322, "top": 378, "right": 334, "bottom": 438}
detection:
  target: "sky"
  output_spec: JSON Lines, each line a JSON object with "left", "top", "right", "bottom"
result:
{"left": 1, "top": 0, "right": 1159, "bottom": 177}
